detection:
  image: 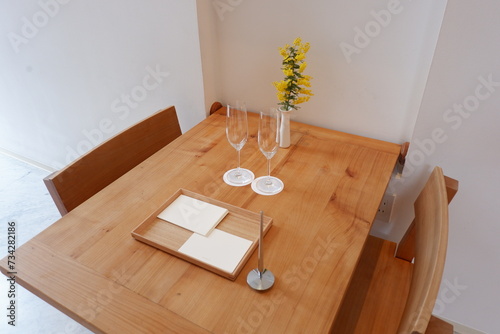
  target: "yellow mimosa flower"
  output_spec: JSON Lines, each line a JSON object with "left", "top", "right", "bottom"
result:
{"left": 299, "top": 62, "right": 307, "bottom": 73}
{"left": 301, "top": 42, "right": 310, "bottom": 53}
{"left": 274, "top": 38, "right": 313, "bottom": 110}
{"left": 278, "top": 81, "right": 288, "bottom": 92}
{"left": 295, "top": 53, "right": 305, "bottom": 61}
{"left": 279, "top": 47, "right": 288, "bottom": 58}
{"left": 297, "top": 78, "right": 311, "bottom": 87}
{"left": 282, "top": 83, "right": 289, "bottom": 92}
{"left": 299, "top": 88, "right": 314, "bottom": 96}
{"left": 295, "top": 96, "right": 310, "bottom": 104}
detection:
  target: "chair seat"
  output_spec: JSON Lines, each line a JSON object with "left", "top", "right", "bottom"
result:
{"left": 332, "top": 167, "right": 456, "bottom": 334}
{"left": 331, "top": 235, "right": 453, "bottom": 333}
{"left": 331, "top": 235, "right": 413, "bottom": 333}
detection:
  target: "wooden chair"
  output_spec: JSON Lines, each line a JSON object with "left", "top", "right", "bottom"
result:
{"left": 331, "top": 166, "right": 458, "bottom": 334}
{"left": 44, "top": 106, "right": 182, "bottom": 216}
{"left": 210, "top": 101, "right": 222, "bottom": 115}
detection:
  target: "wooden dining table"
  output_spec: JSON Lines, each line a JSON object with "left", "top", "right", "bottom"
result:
{"left": 1, "top": 106, "right": 401, "bottom": 333}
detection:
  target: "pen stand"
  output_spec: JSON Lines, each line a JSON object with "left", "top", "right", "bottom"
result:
{"left": 247, "top": 211, "right": 275, "bottom": 291}
{"left": 247, "top": 268, "right": 275, "bottom": 291}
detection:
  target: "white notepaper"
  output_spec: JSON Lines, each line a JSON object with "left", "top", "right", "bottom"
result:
{"left": 157, "top": 195, "right": 228, "bottom": 236}
{"left": 178, "top": 229, "right": 253, "bottom": 273}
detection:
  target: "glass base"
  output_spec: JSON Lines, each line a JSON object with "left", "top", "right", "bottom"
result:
{"left": 223, "top": 168, "right": 254, "bottom": 186}
{"left": 251, "top": 176, "right": 284, "bottom": 195}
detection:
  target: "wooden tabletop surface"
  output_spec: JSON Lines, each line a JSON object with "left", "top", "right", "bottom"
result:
{"left": 1, "top": 107, "right": 401, "bottom": 333}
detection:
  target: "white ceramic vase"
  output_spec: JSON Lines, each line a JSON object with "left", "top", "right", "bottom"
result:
{"left": 279, "top": 107, "right": 292, "bottom": 148}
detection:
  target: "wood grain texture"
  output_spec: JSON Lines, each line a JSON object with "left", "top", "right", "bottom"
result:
{"left": 209, "top": 101, "right": 223, "bottom": 115}
{"left": 396, "top": 219, "right": 417, "bottom": 262}
{"left": 44, "top": 106, "right": 182, "bottom": 215}
{"left": 0, "top": 240, "right": 210, "bottom": 334}
{"left": 396, "top": 174, "right": 459, "bottom": 262}
{"left": 1, "top": 105, "right": 401, "bottom": 333}
{"left": 399, "top": 167, "right": 450, "bottom": 334}
{"left": 332, "top": 167, "right": 456, "bottom": 334}
{"left": 131, "top": 188, "right": 273, "bottom": 280}
{"left": 330, "top": 236, "right": 413, "bottom": 333}
{"left": 426, "top": 316, "right": 454, "bottom": 334}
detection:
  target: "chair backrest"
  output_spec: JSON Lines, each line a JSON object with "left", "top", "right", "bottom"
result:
{"left": 44, "top": 106, "right": 182, "bottom": 216}
{"left": 398, "top": 166, "right": 456, "bottom": 334}
{"left": 396, "top": 175, "right": 458, "bottom": 262}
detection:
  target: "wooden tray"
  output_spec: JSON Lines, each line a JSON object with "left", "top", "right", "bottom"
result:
{"left": 131, "top": 188, "right": 273, "bottom": 280}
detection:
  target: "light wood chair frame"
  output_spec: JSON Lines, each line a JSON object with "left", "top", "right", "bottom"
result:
{"left": 331, "top": 166, "right": 458, "bottom": 334}
{"left": 44, "top": 106, "right": 182, "bottom": 216}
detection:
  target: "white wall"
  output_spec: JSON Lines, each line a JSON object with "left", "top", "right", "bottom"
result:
{"left": 201, "top": 0, "right": 500, "bottom": 332}
{"left": 2, "top": 0, "right": 494, "bottom": 331}
{"left": 0, "top": 0, "right": 206, "bottom": 170}
{"left": 386, "top": 1, "right": 500, "bottom": 332}
{"left": 204, "top": 0, "right": 446, "bottom": 144}
{"left": 196, "top": 0, "right": 221, "bottom": 114}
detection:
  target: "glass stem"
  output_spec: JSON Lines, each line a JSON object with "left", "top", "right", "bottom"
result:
{"left": 236, "top": 149, "right": 241, "bottom": 175}
{"left": 266, "top": 158, "right": 272, "bottom": 184}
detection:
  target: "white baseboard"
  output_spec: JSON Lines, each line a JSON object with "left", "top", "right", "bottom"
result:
{"left": 0, "top": 147, "right": 56, "bottom": 173}
{"left": 434, "top": 315, "right": 488, "bottom": 334}
{"left": 452, "top": 322, "right": 488, "bottom": 334}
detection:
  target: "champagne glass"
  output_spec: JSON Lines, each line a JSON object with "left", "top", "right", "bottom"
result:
{"left": 223, "top": 103, "right": 254, "bottom": 186}
{"left": 251, "top": 108, "right": 284, "bottom": 195}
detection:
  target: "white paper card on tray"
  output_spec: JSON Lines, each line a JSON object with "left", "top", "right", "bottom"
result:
{"left": 157, "top": 194, "right": 228, "bottom": 236}
{"left": 178, "top": 229, "right": 253, "bottom": 273}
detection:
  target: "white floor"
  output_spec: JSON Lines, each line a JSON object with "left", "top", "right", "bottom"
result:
{"left": 0, "top": 153, "right": 91, "bottom": 333}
